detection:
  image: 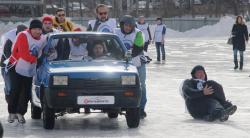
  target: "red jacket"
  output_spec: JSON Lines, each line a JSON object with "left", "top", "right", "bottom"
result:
{"left": 10, "top": 30, "right": 42, "bottom": 64}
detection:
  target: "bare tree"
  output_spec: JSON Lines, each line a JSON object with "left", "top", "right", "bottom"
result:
{"left": 145, "top": 0, "right": 150, "bottom": 17}
{"left": 135, "top": 0, "right": 139, "bottom": 17}
{"left": 79, "top": 0, "right": 83, "bottom": 17}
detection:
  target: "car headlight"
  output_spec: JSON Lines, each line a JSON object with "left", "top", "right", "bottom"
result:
{"left": 53, "top": 76, "right": 68, "bottom": 86}
{"left": 121, "top": 75, "right": 136, "bottom": 85}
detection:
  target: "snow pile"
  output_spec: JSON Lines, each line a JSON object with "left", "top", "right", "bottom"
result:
{"left": 0, "top": 16, "right": 243, "bottom": 40}
{"left": 165, "top": 16, "right": 236, "bottom": 38}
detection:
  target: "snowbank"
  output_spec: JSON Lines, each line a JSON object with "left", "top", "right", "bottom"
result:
{"left": 0, "top": 16, "right": 245, "bottom": 40}
{"left": 164, "top": 16, "right": 236, "bottom": 38}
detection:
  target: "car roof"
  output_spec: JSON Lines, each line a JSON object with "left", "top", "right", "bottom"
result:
{"left": 48, "top": 32, "right": 117, "bottom": 38}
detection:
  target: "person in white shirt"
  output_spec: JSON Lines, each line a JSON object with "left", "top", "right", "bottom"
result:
{"left": 136, "top": 16, "right": 152, "bottom": 52}
{"left": 153, "top": 17, "right": 166, "bottom": 63}
{"left": 87, "top": 4, "right": 117, "bottom": 33}
{"left": 69, "top": 28, "right": 88, "bottom": 60}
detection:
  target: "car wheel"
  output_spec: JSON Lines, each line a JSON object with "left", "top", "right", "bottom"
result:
{"left": 31, "top": 103, "right": 42, "bottom": 119}
{"left": 125, "top": 108, "right": 140, "bottom": 128}
{"left": 107, "top": 112, "right": 119, "bottom": 118}
{"left": 43, "top": 97, "right": 55, "bottom": 129}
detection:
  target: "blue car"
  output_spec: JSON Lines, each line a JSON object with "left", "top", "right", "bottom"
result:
{"left": 31, "top": 32, "right": 142, "bottom": 129}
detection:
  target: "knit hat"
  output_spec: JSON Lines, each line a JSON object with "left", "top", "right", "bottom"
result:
{"left": 29, "top": 19, "right": 43, "bottom": 29}
{"left": 42, "top": 16, "right": 53, "bottom": 23}
{"left": 73, "top": 27, "right": 82, "bottom": 32}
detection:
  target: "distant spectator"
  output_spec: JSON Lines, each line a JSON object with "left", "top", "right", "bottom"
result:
{"left": 231, "top": 15, "right": 248, "bottom": 70}
{"left": 153, "top": 17, "right": 166, "bottom": 64}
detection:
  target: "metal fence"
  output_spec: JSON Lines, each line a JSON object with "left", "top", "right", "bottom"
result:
{"left": 0, "top": 17, "right": 220, "bottom": 32}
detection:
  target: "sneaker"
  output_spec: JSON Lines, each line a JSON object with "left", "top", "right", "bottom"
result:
{"left": 16, "top": 114, "right": 26, "bottom": 124}
{"left": 140, "top": 110, "right": 147, "bottom": 119}
{"left": 162, "top": 60, "right": 166, "bottom": 64}
{"left": 8, "top": 114, "right": 17, "bottom": 123}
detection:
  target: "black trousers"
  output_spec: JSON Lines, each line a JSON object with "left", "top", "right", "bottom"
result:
{"left": 187, "top": 98, "right": 224, "bottom": 120}
{"left": 8, "top": 67, "right": 32, "bottom": 115}
{"left": 187, "top": 80, "right": 228, "bottom": 120}
{"left": 143, "top": 41, "right": 150, "bottom": 52}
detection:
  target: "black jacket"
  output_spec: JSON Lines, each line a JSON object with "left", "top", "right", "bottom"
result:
{"left": 0, "top": 39, "right": 13, "bottom": 67}
{"left": 182, "top": 79, "right": 205, "bottom": 101}
{"left": 232, "top": 24, "right": 249, "bottom": 51}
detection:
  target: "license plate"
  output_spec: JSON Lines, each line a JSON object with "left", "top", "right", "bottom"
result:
{"left": 77, "top": 96, "right": 115, "bottom": 105}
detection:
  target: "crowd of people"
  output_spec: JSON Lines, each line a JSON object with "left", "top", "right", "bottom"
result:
{"left": 0, "top": 4, "right": 159, "bottom": 126}
{"left": 0, "top": 4, "right": 247, "bottom": 133}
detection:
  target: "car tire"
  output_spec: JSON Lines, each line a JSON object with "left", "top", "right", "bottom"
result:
{"left": 31, "top": 103, "right": 42, "bottom": 119}
{"left": 125, "top": 108, "right": 140, "bottom": 128}
{"left": 43, "top": 97, "right": 55, "bottom": 130}
{"left": 107, "top": 112, "right": 119, "bottom": 118}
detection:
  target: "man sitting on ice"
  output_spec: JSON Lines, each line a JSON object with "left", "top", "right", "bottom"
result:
{"left": 181, "top": 65, "right": 237, "bottom": 122}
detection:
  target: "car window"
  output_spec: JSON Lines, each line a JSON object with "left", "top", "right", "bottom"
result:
{"left": 45, "top": 34, "right": 125, "bottom": 61}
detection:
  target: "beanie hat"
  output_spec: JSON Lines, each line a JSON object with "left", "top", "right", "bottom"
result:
{"left": 42, "top": 16, "right": 53, "bottom": 23}
{"left": 73, "top": 27, "right": 82, "bottom": 32}
{"left": 29, "top": 19, "right": 43, "bottom": 29}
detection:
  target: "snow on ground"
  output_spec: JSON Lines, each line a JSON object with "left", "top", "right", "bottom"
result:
{"left": 0, "top": 37, "right": 250, "bottom": 138}
{"left": 0, "top": 16, "right": 250, "bottom": 137}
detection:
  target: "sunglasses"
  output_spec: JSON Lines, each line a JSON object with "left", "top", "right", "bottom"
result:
{"left": 57, "top": 14, "right": 65, "bottom": 17}
{"left": 98, "top": 12, "right": 107, "bottom": 15}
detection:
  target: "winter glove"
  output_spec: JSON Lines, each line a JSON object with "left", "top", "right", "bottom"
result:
{"left": 30, "top": 46, "right": 39, "bottom": 57}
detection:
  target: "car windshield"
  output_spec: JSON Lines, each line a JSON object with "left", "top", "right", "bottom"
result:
{"left": 44, "top": 34, "right": 125, "bottom": 62}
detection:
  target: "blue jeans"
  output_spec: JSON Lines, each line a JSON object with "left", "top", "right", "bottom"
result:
{"left": 137, "top": 64, "right": 147, "bottom": 111}
{"left": 155, "top": 42, "right": 166, "bottom": 61}
{"left": 233, "top": 49, "right": 243, "bottom": 63}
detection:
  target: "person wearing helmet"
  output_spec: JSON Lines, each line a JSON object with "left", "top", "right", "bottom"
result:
{"left": 182, "top": 65, "right": 237, "bottom": 122}
{"left": 114, "top": 15, "right": 148, "bottom": 119}
{"left": 136, "top": 16, "right": 152, "bottom": 52}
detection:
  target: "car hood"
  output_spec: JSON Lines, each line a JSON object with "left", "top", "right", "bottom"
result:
{"left": 47, "top": 60, "right": 137, "bottom": 74}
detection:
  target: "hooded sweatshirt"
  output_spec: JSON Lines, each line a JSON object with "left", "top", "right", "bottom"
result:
{"left": 182, "top": 65, "right": 208, "bottom": 101}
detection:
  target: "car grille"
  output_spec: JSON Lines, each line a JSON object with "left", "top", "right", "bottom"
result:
{"left": 68, "top": 78, "right": 121, "bottom": 89}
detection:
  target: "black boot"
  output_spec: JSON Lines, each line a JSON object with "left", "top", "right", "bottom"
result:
{"left": 140, "top": 109, "right": 147, "bottom": 119}
{"left": 222, "top": 100, "right": 237, "bottom": 115}
{"left": 239, "top": 62, "right": 243, "bottom": 70}
{"left": 234, "top": 61, "right": 238, "bottom": 69}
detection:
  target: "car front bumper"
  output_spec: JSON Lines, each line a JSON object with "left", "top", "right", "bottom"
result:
{"left": 44, "top": 87, "right": 141, "bottom": 109}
